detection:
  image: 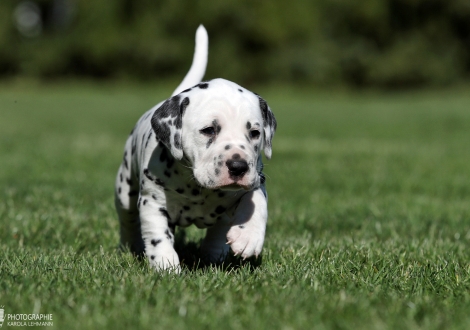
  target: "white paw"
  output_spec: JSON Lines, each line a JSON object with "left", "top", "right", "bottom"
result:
{"left": 147, "top": 245, "right": 181, "bottom": 273}
{"left": 226, "top": 224, "right": 265, "bottom": 259}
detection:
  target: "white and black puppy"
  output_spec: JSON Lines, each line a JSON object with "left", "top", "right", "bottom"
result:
{"left": 114, "top": 25, "right": 277, "bottom": 272}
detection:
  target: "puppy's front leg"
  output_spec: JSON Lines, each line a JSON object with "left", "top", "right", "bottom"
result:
{"left": 227, "top": 187, "right": 268, "bottom": 259}
{"left": 139, "top": 193, "right": 180, "bottom": 272}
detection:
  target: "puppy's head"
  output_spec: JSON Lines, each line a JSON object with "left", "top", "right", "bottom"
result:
{"left": 151, "top": 79, "right": 276, "bottom": 191}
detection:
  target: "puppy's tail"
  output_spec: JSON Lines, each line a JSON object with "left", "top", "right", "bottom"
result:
{"left": 172, "top": 25, "right": 208, "bottom": 96}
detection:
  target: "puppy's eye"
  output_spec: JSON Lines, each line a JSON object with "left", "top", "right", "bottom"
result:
{"left": 200, "top": 127, "right": 216, "bottom": 136}
{"left": 250, "top": 130, "right": 261, "bottom": 139}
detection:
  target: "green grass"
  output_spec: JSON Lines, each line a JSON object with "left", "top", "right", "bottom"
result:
{"left": 1, "top": 80, "right": 470, "bottom": 329}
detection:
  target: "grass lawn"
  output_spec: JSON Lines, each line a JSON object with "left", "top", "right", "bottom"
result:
{"left": 1, "top": 80, "right": 470, "bottom": 329}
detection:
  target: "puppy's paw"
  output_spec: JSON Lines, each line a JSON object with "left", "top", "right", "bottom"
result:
{"left": 147, "top": 244, "right": 181, "bottom": 273}
{"left": 226, "top": 224, "right": 264, "bottom": 259}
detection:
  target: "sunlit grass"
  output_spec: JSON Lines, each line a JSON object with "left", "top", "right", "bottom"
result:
{"left": 1, "top": 82, "right": 470, "bottom": 329}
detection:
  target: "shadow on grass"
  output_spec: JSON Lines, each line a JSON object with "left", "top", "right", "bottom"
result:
{"left": 174, "top": 230, "right": 263, "bottom": 272}
{"left": 118, "top": 229, "right": 262, "bottom": 273}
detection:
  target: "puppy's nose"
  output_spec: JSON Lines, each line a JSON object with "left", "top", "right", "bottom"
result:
{"left": 226, "top": 157, "right": 249, "bottom": 178}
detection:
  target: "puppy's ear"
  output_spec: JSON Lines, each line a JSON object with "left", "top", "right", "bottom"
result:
{"left": 258, "top": 96, "right": 277, "bottom": 159}
{"left": 151, "top": 95, "right": 190, "bottom": 160}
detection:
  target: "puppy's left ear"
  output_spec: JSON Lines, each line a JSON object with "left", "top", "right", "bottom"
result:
{"left": 151, "top": 95, "right": 190, "bottom": 160}
{"left": 258, "top": 96, "right": 277, "bottom": 159}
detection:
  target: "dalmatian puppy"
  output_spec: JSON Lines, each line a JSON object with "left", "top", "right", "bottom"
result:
{"left": 114, "top": 25, "right": 277, "bottom": 272}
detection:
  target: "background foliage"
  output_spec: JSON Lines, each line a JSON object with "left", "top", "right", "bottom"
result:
{"left": 1, "top": 0, "right": 470, "bottom": 87}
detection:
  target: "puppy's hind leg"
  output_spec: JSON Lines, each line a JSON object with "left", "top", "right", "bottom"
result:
{"left": 115, "top": 161, "right": 144, "bottom": 255}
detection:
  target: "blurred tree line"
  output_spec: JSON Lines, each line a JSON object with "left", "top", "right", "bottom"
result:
{"left": 1, "top": 0, "right": 469, "bottom": 88}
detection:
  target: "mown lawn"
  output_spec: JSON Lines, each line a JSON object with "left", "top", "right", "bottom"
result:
{"left": 1, "top": 81, "right": 470, "bottom": 329}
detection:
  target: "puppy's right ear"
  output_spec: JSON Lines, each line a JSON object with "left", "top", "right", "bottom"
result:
{"left": 151, "top": 95, "right": 190, "bottom": 160}
{"left": 258, "top": 96, "right": 277, "bottom": 159}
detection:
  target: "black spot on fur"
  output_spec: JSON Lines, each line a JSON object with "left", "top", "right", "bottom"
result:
{"left": 150, "top": 255, "right": 155, "bottom": 260}
{"left": 152, "top": 194, "right": 158, "bottom": 200}
{"left": 192, "top": 189, "right": 200, "bottom": 196}
{"left": 164, "top": 170, "right": 171, "bottom": 178}
{"left": 176, "top": 188, "right": 184, "bottom": 194}
{"left": 215, "top": 206, "right": 226, "bottom": 214}
{"left": 225, "top": 145, "right": 231, "bottom": 150}
{"left": 259, "top": 172, "right": 266, "bottom": 184}
{"left": 175, "top": 97, "right": 190, "bottom": 129}
{"left": 155, "top": 178, "right": 165, "bottom": 187}
{"left": 215, "top": 168, "right": 220, "bottom": 176}
{"left": 206, "top": 138, "right": 213, "bottom": 149}
{"left": 143, "top": 168, "right": 153, "bottom": 180}
{"left": 165, "top": 229, "right": 172, "bottom": 240}
{"left": 145, "top": 131, "right": 153, "bottom": 148}
{"left": 118, "top": 187, "right": 121, "bottom": 194}
{"left": 119, "top": 173, "right": 123, "bottom": 182}
{"left": 240, "top": 145, "right": 245, "bottom": 150}
{"left": 246, "top": 122, "right": 251, "bottom": 129}
{"left": 159, "top": 208, "right": 171, "bottom": 221}
{"left": 143, "top": 199, "right": 147, "bottom": 205}
{"left": 151, "top": 95, "right": 189, "bottom": 146}
{"left": 151, "top": 239, "right": 161, "bottom": 246}
{"left": 259, "top": 96, "right": 274, "bottom": 128}
{"left": 210, "top": 213, "right": 216, "bottom": 218}
{"left": 183, "top": 205, "right": 190, "bottom": 211}
{"left": 181, "top": 88, "right": 192, "bottom": 93}
{"left": 198, "top": 82, "right": 209, "bottom": 89}
{"left": 239, "top": 225, "right": 245, "bottom": 229}
{"left": 212, "top": 120, "right": 221, "bottom": 134}
{"left": 218, "top": 161, "right": 223, "bottom": 167}
{"left": 238, "top": 89, "right": 243, "bottom": 92}
{"left": 254, "top": 145, "right": 258, "bottom": 152}
{"left": 218, "top": 192, "right": 225, "bottom": 197}
{"left": 232, "top": 153, "right": 241, "bottom": 160}
{"left": 131, "top": 143, "right": 136, "bottom": 155}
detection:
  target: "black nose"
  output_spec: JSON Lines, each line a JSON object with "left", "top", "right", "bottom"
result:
{"left": 226, "top": 159, "right": 249, "bottom": 178}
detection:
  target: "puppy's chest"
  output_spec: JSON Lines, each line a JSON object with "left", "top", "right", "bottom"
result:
{"left": 164, "top": 188, "right": 240, "bottom": 229}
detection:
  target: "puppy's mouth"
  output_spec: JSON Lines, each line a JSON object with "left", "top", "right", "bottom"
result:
{"left": 198, "top": 177, "right": 257, "bottom": 191}
{"left": 219, "top": 181, "right": 254, "bottom": 191}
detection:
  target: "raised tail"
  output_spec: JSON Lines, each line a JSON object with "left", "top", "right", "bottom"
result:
{"left": 172, "top": 25, "right": 209, "bottom": 96}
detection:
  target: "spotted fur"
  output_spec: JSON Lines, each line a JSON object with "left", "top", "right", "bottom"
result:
{"left": 114, "top": 26, "right": 276, "bottom": 273}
